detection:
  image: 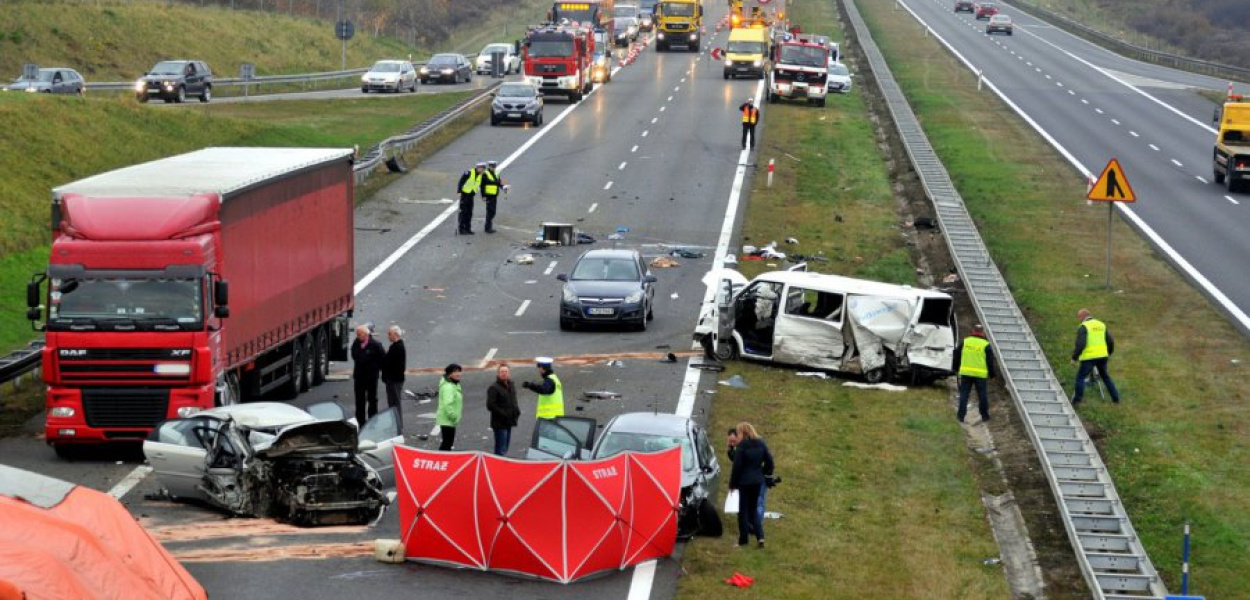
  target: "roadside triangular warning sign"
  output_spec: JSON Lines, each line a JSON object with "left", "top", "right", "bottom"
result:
{"left": 1087, "top": 158, "right": 1136, "bottom": 202}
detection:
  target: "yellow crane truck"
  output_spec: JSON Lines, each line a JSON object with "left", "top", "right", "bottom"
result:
{"left": 1214, "top": 96, "right": 1250, "bottom": 193}
{"left": 655, "top": 0, "right": 703, "bottom": 51}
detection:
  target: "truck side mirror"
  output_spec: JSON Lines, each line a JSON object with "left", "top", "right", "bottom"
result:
{"left": 26, "top": 281, "right": 41, "bottom": 309}
{"left": 214, "top": 280, "right": 230, "bottom": 318}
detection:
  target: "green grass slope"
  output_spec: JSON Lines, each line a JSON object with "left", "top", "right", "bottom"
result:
{"left": 0, "top": 0, "right": 417, "bottom": 82}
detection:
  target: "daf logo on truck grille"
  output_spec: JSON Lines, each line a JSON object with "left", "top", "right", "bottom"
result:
{"left": 60, "top": 349, "right": 87, "bottom": 357}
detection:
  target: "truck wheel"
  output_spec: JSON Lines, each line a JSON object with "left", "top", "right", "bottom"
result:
{"left": 571, "top": 90, "right": 583, "bottom": 103}
{"left": 298, "top": 335, "right": 314, "bottom": 393}
{"left": 723, "top": 70, "right": 730, "bottom": 80}
{"left": 1228, "top": 174, "right": 1239, "bottom": 193}
{"left": 690, "top": 40, "right": 700, "bottom": 52}
{"left": 1213, "top": 169, "right": 1225, "bottom": 184}
{"left": 312, "top": 328, "right": 329, "bottom": 386}
{"left": 280, "top": 340, "right": 304, "bottom": 399}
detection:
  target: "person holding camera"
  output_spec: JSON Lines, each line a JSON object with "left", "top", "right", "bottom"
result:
{"left": 728, "top": 422, "right": 774, "bottom": 548}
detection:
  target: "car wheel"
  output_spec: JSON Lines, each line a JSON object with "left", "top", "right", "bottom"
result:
{"left": 176, "top": 86, "right": 186, "bottom": 103}
{"left": 136, "top": 94, "right": 149, "bottom": 104}
{"left": 200, "top": 85, "right": 211, "bottom": 103}
{"left": 635, "top": 313, "right": 648, "bottom": 332}
{"left": 560, "top": 317, "right": 575, "bottom": 331}
{"left": 361, "top": 87, "right": 369, "bottom": 93}
{"left": 312, "top": 328, "right": 329, "bottom": 386}
{"left": 491, "top": 114, "right": 500, "bottom": 126}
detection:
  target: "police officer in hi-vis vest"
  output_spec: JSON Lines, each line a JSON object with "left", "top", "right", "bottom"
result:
{"left": 482, "top": 160, "right": 506, "bottom": 234}
{"left": 738, "top": 97, "right": 759, "bottom": 150}
{"left": 1071, "top": 308, "right": 1121, "bottom": 405}
{"left": 456, "top": 162, "right": 486, "bottom": 235}
{"left": 522, "top": 357, "right": 564, "bottom": 420}
{"left": 952, "top": 323, "right": 996, "bottom": 423}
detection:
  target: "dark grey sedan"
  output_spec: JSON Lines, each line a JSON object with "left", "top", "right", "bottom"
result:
{"left": 557, "top": 249, "right": 657, "bottom": 331}
{"left": 420, "top": 54, "right": 473, "bottom": 84}
{"left": 5, "top": 68, "right": 84, "bottom": 95}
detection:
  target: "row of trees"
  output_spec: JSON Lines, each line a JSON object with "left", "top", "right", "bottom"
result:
{"left": 1122, "top": 0, "right": 1250, "bottom": 68}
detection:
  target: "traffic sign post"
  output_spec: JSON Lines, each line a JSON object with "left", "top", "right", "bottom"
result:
{"left": 239, "top": 63, "right": 255, "bottom": 100}
{"left": 1087, "top": 158, "right": 1136, "bottom": 289}
{"left": 22, "top": 63, "right": 38, "bottom": 81}
{"left": 335, "top": 20, "right": 355, "bottom": 71}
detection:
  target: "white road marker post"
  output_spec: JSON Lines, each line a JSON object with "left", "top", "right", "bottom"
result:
{"left": 977, "top": 69, "right": 984, "bottom": 91}
{"left": 767, "top": 158, "right": 775, "bottom": 187}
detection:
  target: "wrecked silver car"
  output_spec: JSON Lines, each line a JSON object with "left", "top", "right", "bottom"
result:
{"left": 696, "top": 268, "right": 957, "bottom": 383}
{"left": 144, "top": 402, "right": 402, "bottom": 526}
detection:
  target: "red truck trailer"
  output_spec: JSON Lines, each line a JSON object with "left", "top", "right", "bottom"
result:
{"left": 26, "top": 147, "right": 357, "bottom": 456}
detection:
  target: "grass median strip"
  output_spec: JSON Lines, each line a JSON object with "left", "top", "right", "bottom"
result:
{"left": 676, "top": 1, "right": 1009, "bottom": 598}
{"left": 857, "top": 0, "right": 1250, "bottom": 594}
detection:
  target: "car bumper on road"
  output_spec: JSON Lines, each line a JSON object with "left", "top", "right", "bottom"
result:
{"left": 362, "top": 81, "right": 404, "bottom": 91}
{"left": 773, "top": 82, "right": 828, "bottom": 100}
{"left": 561, "top": 302, "right": 646, "bottom": 325}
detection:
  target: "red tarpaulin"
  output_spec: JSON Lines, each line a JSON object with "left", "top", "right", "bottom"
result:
{"left": 395, "top": 446, "right": 681, "bottom": 583}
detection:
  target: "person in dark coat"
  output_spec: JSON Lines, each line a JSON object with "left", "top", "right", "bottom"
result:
{"left": 381, "top": 325, "right": 407, "bottom": 433}
{"left": 351, "top": 324, "right": 386, "bottom": 425}
{"left": 485, "top": 364, "right": 521, "bottom": 456}
{"left": 456, "top": 162, "right": 486, "bottom": 234}
{"left": 728, "top": 422, "right": 774, "bottom": 548}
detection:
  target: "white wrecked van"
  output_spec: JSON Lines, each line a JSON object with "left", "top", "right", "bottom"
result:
{"left": 695, "top": 269, "right": 957, "bottom": 383}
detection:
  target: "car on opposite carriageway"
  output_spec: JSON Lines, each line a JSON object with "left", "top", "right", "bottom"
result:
{"left": 134, "top": 60, "right": 213, "bottom": 103}
{"left": 361, "top": 60, "right": 418, "bottom": 93}
{"left": 5, "top": 67, "right": 85, "bottom": 95}
{"left": 420, "top": 54, "right": 473, "bottom": 84}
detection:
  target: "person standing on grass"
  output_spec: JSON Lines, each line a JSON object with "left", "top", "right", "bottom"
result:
{"left": 381, "top": 325, "right": 407, "bottom": 433}
{"left": 727, "top": 426, "right": 768, "bottom": 527}
{"left": 486, "top": 364, "right": 521, "bottom": 456}
{"left": 437, "top": 364, "right": 464, "bottom": 451}
{"left": 952, "top": 323, "right": 995, "bottom": 423}
{"left": 1071, "top": 308, "right": 1121, "bottom": 406}
{"left": 728, "top": 422, "right": 774, "bottom": 548}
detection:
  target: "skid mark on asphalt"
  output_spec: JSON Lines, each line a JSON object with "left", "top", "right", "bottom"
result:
{"left": 146, "top": 518, "right": 369, "bottom": 543}
{"left": 174, "top": 541, "right": 374, "bottom": 562}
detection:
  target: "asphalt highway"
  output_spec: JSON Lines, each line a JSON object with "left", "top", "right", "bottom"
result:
{"left": 2, "top": 3, "right": 763, "bottom": 599}
{"left": 900, "top": 0, "right": 1250, "bottom": 334}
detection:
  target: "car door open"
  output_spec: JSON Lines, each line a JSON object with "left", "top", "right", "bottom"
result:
{"left": 144, "top": 417, "right": 217, "bottom": 500}
{"left": 527, "top": 417, "right": 597, "bottom": 460}
{"left": 358, "top": 407, "right": 404, "bottom": 487}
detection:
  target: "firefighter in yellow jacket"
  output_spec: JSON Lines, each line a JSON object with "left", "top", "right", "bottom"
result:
{"left": 952, "top": 324, "right": 995, "bottom": 423}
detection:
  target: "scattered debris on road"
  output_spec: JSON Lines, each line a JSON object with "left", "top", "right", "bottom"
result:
{"left": 719, "top": 375, "right": 749, "bottom": 389}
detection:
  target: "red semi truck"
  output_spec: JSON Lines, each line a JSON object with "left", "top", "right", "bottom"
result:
{"left": 26, "top": 147, "right": 357, "bottom": 456}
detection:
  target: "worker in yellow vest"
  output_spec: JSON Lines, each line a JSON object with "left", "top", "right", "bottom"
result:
{"left": 456, "top": 162, "right": 486, "bottom": 235}
{"left": 481, "top": 160, "right": 507, "bottom": 234}
{"left": 1071, "top": 309, "right": 1121, "bottom": 405}
{"left": 738, "top": 97, "right": 759, "bottom": 150}
{"left": 952, "top": 324, "right": 995, "bottom": 423}
{"left": 522, "top": 357, "right": 565, "bottom": 419}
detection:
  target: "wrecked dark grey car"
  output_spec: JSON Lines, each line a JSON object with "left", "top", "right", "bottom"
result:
{"left": 144, "top": 402, "right": 401, "bottom": 526}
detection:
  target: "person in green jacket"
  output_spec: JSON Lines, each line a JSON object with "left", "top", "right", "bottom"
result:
{"left": 437, "top": 363, "right": 464, "bottom": 451}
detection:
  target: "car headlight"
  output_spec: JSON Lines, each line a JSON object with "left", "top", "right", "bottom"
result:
{"left": 361, "top": 74, "right": 370, "bottom": 82}
{"left": 420, "top": 67, "right": 429, "bottom": 74}
{"left": 563, "top": 286, "right": 578, "bottom": 303}
{"left": 753, "top": 59, "right": 763, "bottom": 67}
{"left": 49, "top": 407, "right": 75, "bottom": 418}
{"left": 134, "top": 80, "right": 146, "bottom": 92}
{"left": 177, "top": 406, "right": 202, "bottom": 417}
{"left": 658, "top": 32, "right": 665, "bottom": 39}
{"left": 725, "top": 59, "right": 732, "bottom": 67}
{"left": 24, "top": 87, "right": 37, "bottom": 93}
{"left": 690, "top": 34, "right": 697, "bottom": 41}
{"left": 625, "top": 289, "right": 644, "bottom": 304}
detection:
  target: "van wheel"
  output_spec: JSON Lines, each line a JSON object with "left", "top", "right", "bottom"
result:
{"left": 864, "top": 367, "right": 888, "bottom": 384}
{"left": 1213, "top": 169, "right": 1225, "bottom": 184}
{"left": 312, "top": 328, "right": 329, "bottom": 386}
{"left": 702, "top": 335, "right": 738, "bottom": 361}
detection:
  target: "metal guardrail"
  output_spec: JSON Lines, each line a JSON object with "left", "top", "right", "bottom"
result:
{"left": 0, "top": 341, "right": 43, "bottom": 385}
{"left": 1000, "top": 0, "right": 1250, "bottom": 83}
{"left": 843, "top": 1, "right": 1168, "bottom": 598}
{"left": 352, "top": 80, "right": 500, "bottom": 184}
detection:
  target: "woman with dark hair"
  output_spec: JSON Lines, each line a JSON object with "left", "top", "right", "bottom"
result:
{"left": 728, "top": 422, "right": 774, "bottom": 548}
{"left": 437, "top": 364, "right": 463, "bottom": 451}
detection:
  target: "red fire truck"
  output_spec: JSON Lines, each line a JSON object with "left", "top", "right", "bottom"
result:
{"left": 768, "top": 34, "right": 830, "bottom": 106}
{"left": 524, "top": 22, "right": 599, "bottom": 101}
{"left": 28, "top": 148, "right": 357, "bottom": 456}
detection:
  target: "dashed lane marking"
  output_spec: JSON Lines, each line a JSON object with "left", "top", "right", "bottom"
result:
{"left": 589, "top": 203, "right": 598, "bottom": 213}
{"left": 1149, "top": 144, "right": 1160, "bottom": 151}
{"left": 1171, "top": 159, "right": 1183, "bottom": 167}
{"left": 619, "top": 161, "right": 628, "bottom": 170}
{"left": 478, "top": 348, "right": 498, "bottom": 368}
{"left": 108, "top": 466, "right": 153, "bottom": 499}
{"left": 631, "top": 145, "right": 639, "bottom": 153}
{"left": 1196, "top": 176, "right": 1208, "bottom": 184}
{"left": 1130, "top": 131, "right": 1140, "bottom": 137}
{"left": 1227, "top": 195, "right": 1240, "bottom": 205}
{"left": 514, "top": 300, "right": 531, "bottom": 317}
{"left": 543, "top": 261, "right": 557, "bottom": 276}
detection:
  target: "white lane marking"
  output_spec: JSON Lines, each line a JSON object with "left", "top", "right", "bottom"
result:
{"left": 1130, "top": 131, "right": 1140, "bottom": 137}
{"left": 631, "top": 145, "right": 639, "bottom": 153}
{"left": 1045, "top": 74, "right": 1051, "bottom": 79}
{"left": 604, "top": 181, "right": 614, "bottom": 190}
{"left": 514, "top": 300, "right": 531, "bottom": 317}
{"left": 660, "top": 106, "right": 666, "bottom": 112}
{"left": 1035, "top": 67, "right": 1042, "bottom": 72}
{"left": 1196, "top": 176, "right": 1208, "bottom": 184}
{"left": 1171, "top": 159, "right": 1183, "bottom": 167}
{"left": 667, "top": 95, "right": 673, "bottom": 101}
{"left": 681, "top": 77, "right": 687, "bottom": 82}
{"left": 108, "top": 465, "right": 153, "bottom": 499}
{"left": 589, "top": 203, "right": 598, "bottom": 213}
{"left": 525, "top": 280, "right": 537, "bottom": 284}
{"left": 478, "top": 347, "right": 498, "bottom": 368}
{"left": 641, "top": 130, "right": 649, "bottom": 137}
{"left": 627, "top": 560, "right": 657, "bottom": 600}
{"left": 1149, "top": 144, "right": 1160, "bottom": 151}
{"left": 1020, "top": 24, "right": 1218, "bottom": 135}
{"left": 651, "top": 117, "right": 658, "bottom": 123}
{"left": 1226, "top": 195, "right": 1240, "bottom": 205}
{"left": 892, "top": 0, "right": 1250, "bottom": 332}
{"left": 543, "top": 261, "right": 558, "bottom": 275}
{"left": 619, "top": 161, "right": 628, "bottom": 170}
{"left": 1057, "top": 81, "right": 1064, "bottom": 87}
{"left": 1095, "top": 108, "right": 1104, "bottom": 114}
{"left": 1027, "top": 61, "right": 1033, "bottom": 66}
{"left": 674, "top": 86, "right": 680, "bottom": 91}
{"left": 1067, "top": 89, "right": 1075, "bottom": 95}
{"left": 354, "top": 102, "right": 579, "bottom": 294}
{"left": 1112, "top": 119, "right": 1120, "bottom": 125}
{"left": 1081, "top": 98, "right": 1088, "bottom": 104}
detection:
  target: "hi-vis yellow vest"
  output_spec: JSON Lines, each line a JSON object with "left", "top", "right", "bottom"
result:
{"left": 482, "top": 170, "right": 500, "bottom": 196}
{"left": 742, "top": 105, "right": 759, "bottom": 124}
{"left": 1078, "top": 319, "right": 1109, "bottom": 361}
{"left": 536, "top": 374, "right": 565, "bottom": 419}
{"left": 959, "top": 336, "right": 989, "bottom": 378}
{"left": 461, "top": 171, "right": 481, "bottom": 194}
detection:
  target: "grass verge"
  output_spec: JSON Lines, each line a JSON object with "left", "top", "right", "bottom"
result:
{"left": 675, "top": 1, "right": 1010, "bottom": 598}
{"left": 858, "top": 0, "right": 1250, "bottom": 595}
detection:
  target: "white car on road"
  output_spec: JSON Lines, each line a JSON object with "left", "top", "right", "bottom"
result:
{"left": 476, "top": 43, "right": 522, "bottom": 75}
{"left": 826, "top": 61, "right": 853, "bottom": 94}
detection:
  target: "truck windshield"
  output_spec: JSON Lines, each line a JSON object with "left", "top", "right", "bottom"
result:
{"left": 529, "top": 39, "right": 576, "bottom": 57}
{"left": 727, "top": 41, "right": 765, "bottom": 54}
{"left": 50, "top": 277, "right": 203, "bottom": 330}
{"left": 659, "top": 2, "right": 695, "bottom": 16}
{"left": 779, "top": 45, "right": 826, "bottom": 67}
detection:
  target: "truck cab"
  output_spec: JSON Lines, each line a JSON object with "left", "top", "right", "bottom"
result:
{"left": 524, "top": 24, "right": 597, "bottom": 101}
{"left": 1214, "top": 97, "right": 1250, "bottom": 193}
{"left": 655, "top": 0, "right": 703, "bottom": 52}
{"left": 768, "top": 35, "right": 830, "bottom": 106}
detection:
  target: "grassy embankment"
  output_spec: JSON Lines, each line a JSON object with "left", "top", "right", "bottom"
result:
{"left": 858, "top": 0, "right": 1250, "bottom": 594}
{"left": 674, "top": 1, "right": 1010, "bottom": 598}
